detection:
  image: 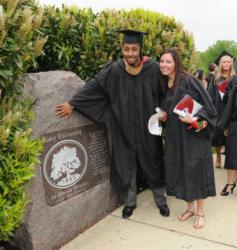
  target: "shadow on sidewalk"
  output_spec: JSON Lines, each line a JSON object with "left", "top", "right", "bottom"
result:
{"left": 0, "top": 241, "right": 20, "bottom": 250}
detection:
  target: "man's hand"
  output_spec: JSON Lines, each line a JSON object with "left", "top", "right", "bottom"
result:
{"left": 55, "top": 103, "right": 73, "bottom": 118}
{"left": 158, "top": 111, "right": 168, "bottom": 122}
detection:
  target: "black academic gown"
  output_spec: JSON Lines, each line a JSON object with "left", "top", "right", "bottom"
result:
{"left": 165, "top": 75, "right": 217, "bottom": 202}
{"left": 208, "top": 76, "right": 228, "bottom": 146}
{"left": 70, "top": 58, "right": 165, "bottom": 190}
{"left": 206, "top": 73, "right": 215, "bottom": 90}
{"left": 218, "top": 75, "right": 237, "bottom": 169}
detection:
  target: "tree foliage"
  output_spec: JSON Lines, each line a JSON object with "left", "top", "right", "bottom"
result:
{"left": 197, "top": 40, "right": 237, "bottom": 73}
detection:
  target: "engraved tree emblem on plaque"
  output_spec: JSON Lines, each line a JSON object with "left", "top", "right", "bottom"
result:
{"left": 43, "top": 140, "right": 88, "bottom": 189}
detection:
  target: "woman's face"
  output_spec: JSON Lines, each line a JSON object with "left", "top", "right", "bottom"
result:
{"left": 159, "top": 53, "right": 175, "bottom": 79}
{"left": 220, "top": 56, "right": 233, "bottom": 72}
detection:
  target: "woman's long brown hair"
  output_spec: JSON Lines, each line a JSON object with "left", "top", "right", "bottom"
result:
{"left": 159, "top": 48, "right": 188, "bottom": 94}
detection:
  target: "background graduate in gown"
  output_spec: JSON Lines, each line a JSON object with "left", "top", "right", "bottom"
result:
{"left": 194, "top": 69, "right": 208, "bottom": 90}
{"left": 205, "top": 63, "right": 216, "bottom": 90}
{"left": 55, "top": 29, "right": 170, "bottom": 219}
{"left": 218, "top": 75, "right": 237, "bottom": 196}
{"left": 158, "top": 48, "right": 217, "bottom": 229}
{"left": 208, "top": 51, "right": 236, "bottom": 168}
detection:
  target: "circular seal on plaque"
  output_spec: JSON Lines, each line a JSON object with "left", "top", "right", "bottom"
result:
{"left": 43, "top": 139, "right": 88, "bottom": 189}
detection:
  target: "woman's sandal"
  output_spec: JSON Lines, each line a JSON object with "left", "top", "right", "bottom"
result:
{"left": 194, "top": 213, "right": 205, "bottom": 229}
{"left": 178, "top": 210, "right": 195, "bottom": 222}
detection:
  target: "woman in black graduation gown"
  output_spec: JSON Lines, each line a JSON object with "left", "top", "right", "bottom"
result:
{"left": 158, "top": 48, "right": 217, "bottom": 229}
{"left": 218, "top": 75, "right": 237, "bottom": 195}
{"left": 208, "top": 54, "right": 236, "bottom": 168}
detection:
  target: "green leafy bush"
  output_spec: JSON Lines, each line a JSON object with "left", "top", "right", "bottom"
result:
{"left": 0, "top": 0, "right": 45, "bottom": 240}
{"left": 0, "top": 98, "right": 43, "bottom": 241}
{"left": 36, "top": 5, "right": 97, "bottom": 79}
{"left": 0, "top": 0, "right": 47, "bottom": 97}
{"left": 36, "top": 7, "right": 196, "bottom": 80}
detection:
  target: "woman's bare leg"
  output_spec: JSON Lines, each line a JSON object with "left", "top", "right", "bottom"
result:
{"left": 215, "top": 147, "right": 221, "bottom": 168}
{"left": 178, "top": 201, "right": 194, "bottom": 221}
{"left": 194, "top": 199, "right": 205, "bottom": 229}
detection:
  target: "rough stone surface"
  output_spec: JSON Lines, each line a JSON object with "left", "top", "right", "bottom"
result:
{"left": 13, "top": 71, "right": 120, "bottom": 250}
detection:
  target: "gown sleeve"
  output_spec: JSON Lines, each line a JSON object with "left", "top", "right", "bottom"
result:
{"left": 69, "top": 62, "right": 114, "bottom": 123}
{"left": 184, "top": 76, "right": 217, "bottom": 138}
{"left": 218, "top": 76, "right": 237, "bottom": 130}
{"left": 207, "top": 80, "right": 216, "bottom": 103}
{"left": 222, "top": 75, "right": 236, "bottom": 104}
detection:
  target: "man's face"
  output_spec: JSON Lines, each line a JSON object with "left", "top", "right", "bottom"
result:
{"left": 122, "top": 43, "right": 141, "bottom": 66}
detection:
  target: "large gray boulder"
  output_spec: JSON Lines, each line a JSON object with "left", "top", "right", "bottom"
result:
{"left": 13, "top": 71, "right": 120, "bottom": 250}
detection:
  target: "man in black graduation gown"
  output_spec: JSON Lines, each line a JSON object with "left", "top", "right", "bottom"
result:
{"left": 55, "top": 29, "right": 169, "bottom": 218}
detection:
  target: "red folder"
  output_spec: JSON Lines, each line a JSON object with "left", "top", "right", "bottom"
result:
{"left": 173, "top": 95, "right": 203, "bottom": 117}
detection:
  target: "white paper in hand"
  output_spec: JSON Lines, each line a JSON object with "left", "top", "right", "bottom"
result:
{"left": 148, "top": 107, "right": 163, "bottom": 136}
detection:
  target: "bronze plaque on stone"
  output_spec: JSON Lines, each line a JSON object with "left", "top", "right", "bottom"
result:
{"left": 41, "top": 124, "right": 110, "bottom": 206}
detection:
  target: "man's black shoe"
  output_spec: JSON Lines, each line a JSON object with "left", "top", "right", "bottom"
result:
{"left": 122, "top": 206, "right": 136, "bottom": 219}
{"left": 158, "top": 204, "right": 170, "bottom": 217}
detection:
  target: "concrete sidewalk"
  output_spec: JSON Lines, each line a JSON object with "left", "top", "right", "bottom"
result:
{"left": 61, "top": 166, "right": 237, "bottom": 250}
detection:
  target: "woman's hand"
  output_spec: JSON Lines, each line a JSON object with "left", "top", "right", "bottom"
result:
{"left": 179, "top": 114, "right": 193, "bottom": 124}
{"left": 55, "top": 103, "right": 73, "bottom": 118}
{"left": 224, "top": 129, "right": 229, "bottom": 137}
